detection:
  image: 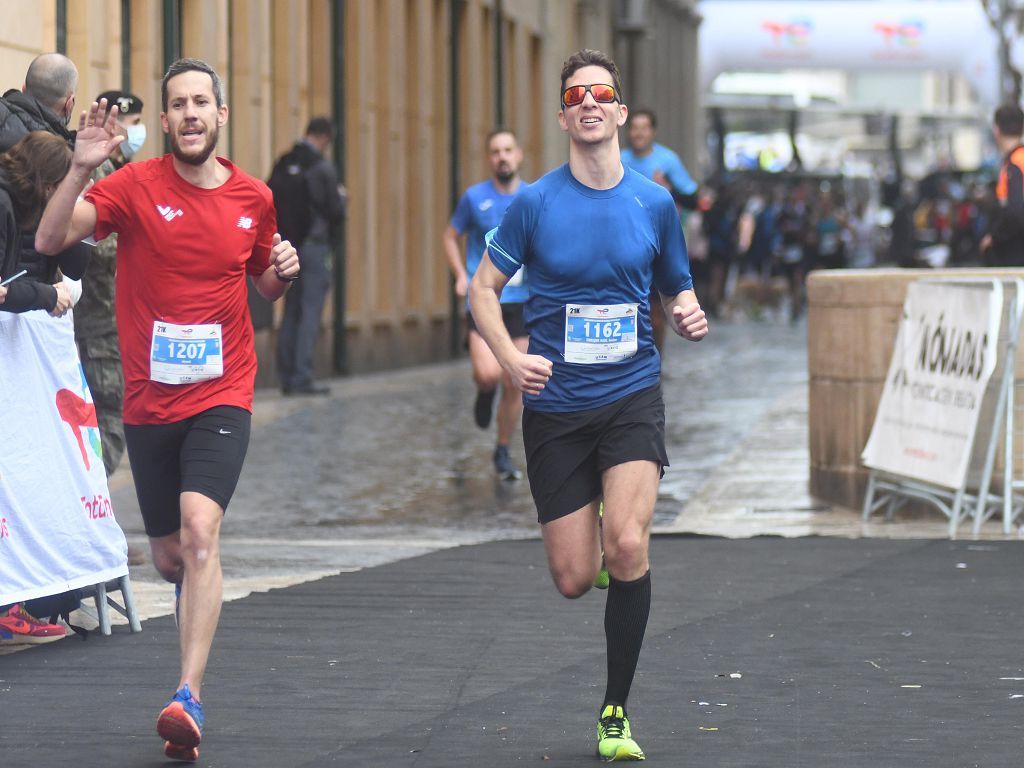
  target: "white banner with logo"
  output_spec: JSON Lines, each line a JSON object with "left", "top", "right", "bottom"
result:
{"left": 0, "top": 310, "right": 127, "bottom": 605}
{"left": 862, "top": 281, "right": 1001, "bottom": 490}
{"left": 698, "top": 1, "right": 998, "bottom": 104}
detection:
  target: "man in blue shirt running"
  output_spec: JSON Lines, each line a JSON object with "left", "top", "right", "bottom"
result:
{"left": 470, "top": 49, "right": 708, "bottom": 761}
{"left": 621, "top": 109, "right": 698, "bottom": 211}
{"left": 443, "top": 129, "right": 529, "bottom": 479}
{"left": 622, "top": 109, "right": 699, "bottom": 353}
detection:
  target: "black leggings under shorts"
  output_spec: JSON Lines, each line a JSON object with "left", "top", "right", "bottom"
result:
{"left": 123, "top": 405, "right": 252, "bottom": 537}
{"left": 522, "top": 384, "right": 669, "bottom": 524}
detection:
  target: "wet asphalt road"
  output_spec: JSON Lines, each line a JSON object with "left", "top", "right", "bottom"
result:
{"left": 111, "top": 315, "right": 808, "bottom": 586}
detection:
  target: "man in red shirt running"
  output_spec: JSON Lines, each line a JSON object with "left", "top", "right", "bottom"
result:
{"left": 36, "top": 58, "right": 299, "bottom": 762}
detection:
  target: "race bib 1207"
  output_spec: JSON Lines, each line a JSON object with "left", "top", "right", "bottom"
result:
{"left": 150, "top": 321, "right": 224, "bottom": 385}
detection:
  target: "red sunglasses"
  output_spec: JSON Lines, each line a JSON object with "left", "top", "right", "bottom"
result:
{"left": 561, "top": 83, "right": 619, "bottom": 108}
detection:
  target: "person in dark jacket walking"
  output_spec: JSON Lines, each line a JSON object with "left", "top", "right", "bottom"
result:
{"left": 981, "top": 103, "right": 1024, "bottom": 266}
{"left": 73, "top": 90, "right": 147, "bottom": 483}
{"left": 0, "top": 53, "right": 78, "bottom": 153}
{"left": 270, "top": 116, "right": 346, "bottom": 395}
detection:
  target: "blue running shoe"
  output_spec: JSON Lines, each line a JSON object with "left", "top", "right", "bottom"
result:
{"left": 493, "top": 444, "right": 522, "bottom": 481}
{"left": 157, "top": 684, "right": 204, "bottom": 751}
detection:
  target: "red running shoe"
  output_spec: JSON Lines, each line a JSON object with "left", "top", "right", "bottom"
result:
{"left": 157, "top": 684, "right": 204, "bottom": 749}
{"left": 0, "top": 604, "right": 66, "bottom": 644}
{"left": 164, "top": 741, "right": 199, "bottom": 762}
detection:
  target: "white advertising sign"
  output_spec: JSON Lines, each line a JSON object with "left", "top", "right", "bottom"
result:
{"left": 0, "top": 310, "right": 128, "bottom": 605}
{"left": 862, "top": 282, "right": 1001, "bottom": 490}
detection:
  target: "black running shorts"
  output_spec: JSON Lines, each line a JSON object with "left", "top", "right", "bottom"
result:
{"left": 466, "top": 301, "right": 527, "bottom": 340}
{"left": 123, "top": 405, "right": 252, "bottom": 537}
{"left": 522, "top": 384, "right": 669, "bottom": 524}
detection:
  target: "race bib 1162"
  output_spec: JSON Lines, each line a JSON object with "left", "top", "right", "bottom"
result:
{"left": 563, "top": 303, "right": 638, "bottom": 364}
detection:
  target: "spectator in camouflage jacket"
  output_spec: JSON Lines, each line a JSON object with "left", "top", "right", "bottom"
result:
{"left": 74, "top": 91, "right": 147, "bottom": 478}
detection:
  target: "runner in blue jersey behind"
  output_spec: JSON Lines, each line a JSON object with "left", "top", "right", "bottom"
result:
{"left": 621, "top": 109, "right": 698, "bottom": 210}
{"left": 621, "top": 108, "right": 699, "bottom": 354}
{"left": 470, "top": 49, "right": 708, "bottom": 761}
{"left": 443, "top": 129, "right": 528, "bottom": 479}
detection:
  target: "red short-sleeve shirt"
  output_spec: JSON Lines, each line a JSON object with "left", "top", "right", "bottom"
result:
{"left": 85, "top": 154, "right": 276, "bottom": 425}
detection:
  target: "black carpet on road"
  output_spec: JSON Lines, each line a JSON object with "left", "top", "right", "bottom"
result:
{"left": 2, "top": 536, "right": 1023, "bottom": 767}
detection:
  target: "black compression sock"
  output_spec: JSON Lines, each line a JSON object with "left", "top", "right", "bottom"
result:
{"left": 602, "top": 569, "right": 651, "bottom": 709}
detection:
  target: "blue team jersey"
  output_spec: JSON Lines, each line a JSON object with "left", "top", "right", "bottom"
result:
{"left": 621, "top": 142, "right": 697, "bottom": 197}
{"left": 486, "top": 164, "right": 692, "bottom": 413}
{"left": 450, "top": 179, "right": 528, "bottom": 305}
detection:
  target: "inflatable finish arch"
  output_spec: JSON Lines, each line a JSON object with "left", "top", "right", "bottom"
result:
{"left": 699, "top": 0, "right": 999, "bottom": 106}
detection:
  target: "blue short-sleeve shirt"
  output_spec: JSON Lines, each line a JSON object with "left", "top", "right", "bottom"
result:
{"left": 620, "top": 142, "right": 698, "bottom": 198}
{"left": 450, "top": 179, "right": 528, "bottom": 306}
{"left": 486, "top": 164, "right": 692, "bottom": 412}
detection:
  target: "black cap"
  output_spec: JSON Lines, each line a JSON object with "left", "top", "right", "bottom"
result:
{"left": 95, "top": 90, "right": 144, "bottom": 115}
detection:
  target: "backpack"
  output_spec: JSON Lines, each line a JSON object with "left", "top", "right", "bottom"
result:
{"left": 267, "top": 144, "right": 319, "bottom": 245}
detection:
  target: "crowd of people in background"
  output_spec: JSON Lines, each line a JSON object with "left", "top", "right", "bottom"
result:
{"left": 679, "top": 156, "right": 1016, "bottom": 324}
{"left": 688, "top": 175, "right": 877, "bottom": 322}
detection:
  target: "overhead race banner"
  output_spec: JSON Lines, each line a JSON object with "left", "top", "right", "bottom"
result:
{"left": 862, "top": 281, "right": 1001, "bottom": 490}
{"left": 0, "top": 310, "right": 128, "bottom": 605}
{"left": 698, "top": 0, "right": 998, "bottom": 104}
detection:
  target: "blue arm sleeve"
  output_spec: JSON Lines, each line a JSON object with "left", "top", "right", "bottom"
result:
{"left": 665, "top": 153, "right": 698, "bottom": 196}
{"left": 486, "top": 192, "right": 532, "bottom": 278}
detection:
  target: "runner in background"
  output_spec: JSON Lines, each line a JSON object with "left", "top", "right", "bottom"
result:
{"left": 442, "top": 129, "right": 529, "bottom": 480}
{"left": 621, "top": 109, "right": 699, "bottom": 355}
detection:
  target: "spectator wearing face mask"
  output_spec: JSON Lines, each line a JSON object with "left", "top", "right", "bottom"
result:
{"left": 74, "top": 91, "right": 147, "bottom": 494}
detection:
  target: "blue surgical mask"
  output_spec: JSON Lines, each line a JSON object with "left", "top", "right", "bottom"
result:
{"left": 121, "top": 124, "right": 147, "bottom": 159}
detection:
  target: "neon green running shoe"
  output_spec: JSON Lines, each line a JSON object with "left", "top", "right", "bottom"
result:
{"left": 595, "top": 502, "right": 609, "bottom": 589}
{"left": 597, "top": 704, "right": 645, "bottom": 761}
{"left": 594, "top": 561, "right": 610, "bottom": 589}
